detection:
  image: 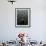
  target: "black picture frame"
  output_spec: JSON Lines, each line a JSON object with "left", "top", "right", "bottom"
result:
{"left": 15, "top": 8, "right": 31, "bottom": 28}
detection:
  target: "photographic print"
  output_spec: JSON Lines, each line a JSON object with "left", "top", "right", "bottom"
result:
{"left": 15, "top": 8, "right": 31, "bottom": 27}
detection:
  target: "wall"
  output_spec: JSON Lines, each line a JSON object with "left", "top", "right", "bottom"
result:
{"left": 0, "top": 0, "right": 46, "bottom": 42}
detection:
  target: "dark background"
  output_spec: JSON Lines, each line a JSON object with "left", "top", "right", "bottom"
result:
{"left": 17, "top": 10, "right": 28, "bottom": 25}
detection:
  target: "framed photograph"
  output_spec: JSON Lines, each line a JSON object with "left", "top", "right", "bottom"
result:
{"left": 15, "top": 8, "right": 31, "bottom": 27}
